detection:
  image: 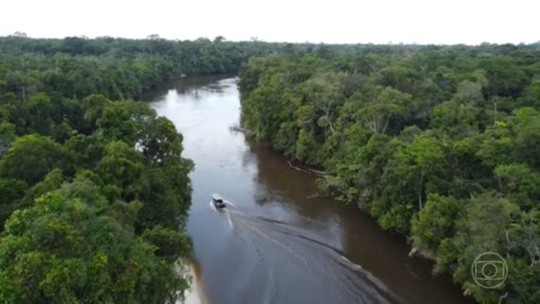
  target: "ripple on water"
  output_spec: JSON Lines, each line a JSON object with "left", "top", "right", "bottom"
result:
{"left": 223, "top": 207, "right": 400, "bottom": 304}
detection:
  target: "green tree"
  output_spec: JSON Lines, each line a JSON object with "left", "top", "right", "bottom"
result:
{"left": 0, "top": 178, "right": 28, "bottom": 226}
{"left": 98, "top": 140, "right": 145, "bottom": 202}
{"left": 0, "top": 121, "right": 15, "bottom": 156}
{"left": 0, "top": 134, "right": 70, "bottom": 185}
{"left": 495, "top": 164, "right": 540, "bottom": 200}
{"left": 357, "top": 86, "right": 410, "bottom": 135}
{"left": 430, "top": 100, "right": 480, "bottom": 138}
{"left": 411, "top": 194, "right": 463, "bottom": 254}
{"left": 0, "top": 190, "right": 189, "bottom": 303}
{"left": 97, "top": 100, "right": 157, "bottom": 144}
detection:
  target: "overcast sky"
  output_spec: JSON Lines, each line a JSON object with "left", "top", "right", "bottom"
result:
{"left": 1, "top": 0, "right": 539, "bottom": 45}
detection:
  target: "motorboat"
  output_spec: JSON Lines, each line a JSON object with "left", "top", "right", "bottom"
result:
{"left": 212, "top": 193, "right": 226, "bottom": 209}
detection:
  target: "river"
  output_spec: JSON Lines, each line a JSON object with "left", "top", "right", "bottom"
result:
{"left": 148, "top": 76, "right": 472, "bottom": 304}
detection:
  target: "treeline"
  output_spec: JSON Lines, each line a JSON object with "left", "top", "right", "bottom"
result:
{"left": 0, "top": 35, "right": 450, "bottom": 100}
{"left": 0, "top": 34, "right": 336, "bottom": 97}
{"left": 239, "top": 45, "right": 540, "bottom": 303}
{"left": 0, "top": 38, "right": 200, "bottom": 302}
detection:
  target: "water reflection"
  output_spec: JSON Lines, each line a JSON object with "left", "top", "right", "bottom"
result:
{"left": 143, "top": 75, "right": 233, "bottom": 101}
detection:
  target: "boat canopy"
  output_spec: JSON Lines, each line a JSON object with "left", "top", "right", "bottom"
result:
{"left": 212, "top": 193, "right": 223, "bottom": 201}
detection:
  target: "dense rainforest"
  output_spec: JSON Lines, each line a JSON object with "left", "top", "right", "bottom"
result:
{"left": 0, "top": 35, "right": 354, "bottom": 303}
{"left": 0, "top": 35, "right": 285, "bottom": 303}
{"left": 0, "top": 35, "right": 359, "bottom": 303}
{"left": 2, "top": 35, "right": 540, "bottom": 303}
{"left": 239, "top": 45, "right": 540, "bottom": 303}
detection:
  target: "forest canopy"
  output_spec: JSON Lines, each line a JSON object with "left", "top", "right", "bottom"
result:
{"left": 0, "top": 36, "right": 210, "bottom": 303}
{"left": 239, "top": 44, "right": 540, "bottom": 303}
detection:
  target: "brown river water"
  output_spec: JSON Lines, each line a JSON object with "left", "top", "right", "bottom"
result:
{"left": 148, "top": 76, "right": 473, "bottom": 304}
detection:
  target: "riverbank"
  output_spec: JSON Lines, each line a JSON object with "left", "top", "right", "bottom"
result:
{"left": 182, "top": 261, "right": 206, "bottom": 304}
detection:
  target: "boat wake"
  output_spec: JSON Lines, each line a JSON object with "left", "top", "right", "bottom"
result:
{"left": 218, "top": 207, "right": 399, "bottom": 304}
{"left": 224, "top": 200, "right": 237, "bottom": 208}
